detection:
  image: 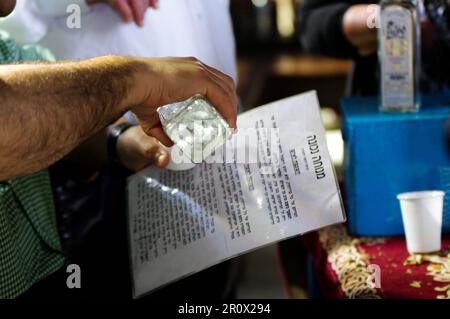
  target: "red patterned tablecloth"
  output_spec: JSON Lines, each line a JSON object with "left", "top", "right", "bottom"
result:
{"left": 302, "top": 225, "right": 450, "bottom": 299}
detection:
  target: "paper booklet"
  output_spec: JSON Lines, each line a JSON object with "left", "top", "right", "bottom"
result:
{"left": 127, "top": 91, "right": 346, "bottom": 298}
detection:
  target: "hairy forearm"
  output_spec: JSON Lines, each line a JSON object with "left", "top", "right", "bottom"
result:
{"left": 0, "top": 55, "right": 138, "bottom": 180}
{"left": 0, "top": 55, "right": 239, "bottom": 180}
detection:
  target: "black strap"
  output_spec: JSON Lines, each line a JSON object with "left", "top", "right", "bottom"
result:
{"left": 107, "top": 123, "right": 134, "bottom": 165}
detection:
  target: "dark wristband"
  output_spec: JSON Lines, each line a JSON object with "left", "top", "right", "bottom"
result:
{"left": 107, "top": 123, "right": 134, "bottom": 165}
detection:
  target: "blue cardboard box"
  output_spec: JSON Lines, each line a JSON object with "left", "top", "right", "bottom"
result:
{"left": 342, "top": 95, "right": 450, "bottom": 236}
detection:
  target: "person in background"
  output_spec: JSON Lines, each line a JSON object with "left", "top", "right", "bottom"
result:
{"left": 87, "top": 0, "right": 160, "bottom": 27}
{"left": 0, "top": 0, "right": 237, "bottom": 299}
{"left": 298, "top": 0, "right": 378, "bottom": 95}
{"left": 299, "top": 0, "right": 450, "bottom": 95}
{"left": 4, "top": 0, "right": 237, "bottom": 80}
{"left": 299, "top": 1, "right": 378, "bottom": 58}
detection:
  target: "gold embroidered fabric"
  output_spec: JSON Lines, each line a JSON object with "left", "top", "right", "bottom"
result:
{"left": 318, "top": 225, "right": 385, "bottom": 299}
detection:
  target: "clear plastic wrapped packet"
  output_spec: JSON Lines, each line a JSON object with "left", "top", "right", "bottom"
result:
{"left": 157, "top": 94, "right": 232, "bottom": 164}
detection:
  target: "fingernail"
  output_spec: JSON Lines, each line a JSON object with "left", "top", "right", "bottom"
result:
{"left": 156, "top": 151, "right": 167, "bottom": 165}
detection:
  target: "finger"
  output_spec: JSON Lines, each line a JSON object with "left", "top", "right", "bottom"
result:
{"left": 202, "top": 74, "right": 237, "bottom": 129}
{"left": 200, "top": 62, "right": 236, "bottom": 98}
{"left": 181, "top": 57, "right": 236, "bottom": 97}
{"left": 204, "top": 66, "right": 237, "bottom": 112}
{"left": 111, "top": 0, "right": 133, "bottom": 22}
{"left": 204, "top": 70, "right": 237, "bottom": 124}
{"left": 197, "top": 65, "right": 237, "bottom": 129}
{"left": 140, "top": 138, "right": 170, "bottom": 168}
{"left": 148, "top": 125, "right": 174, "bottom": 147}
{"left": 149, "top": 0, "right": 159, "bottom": 9}
{"left": 154, "top": 149, "right": 170, "bottom": 168}
{"left": 202, "top": 68, "right": 236, "bottom": 111}
{"left": 129, "top": 0, "right": 147, "bottom": 27}
{"left": 182, "top": 58, "right": 237, "bottom": 127}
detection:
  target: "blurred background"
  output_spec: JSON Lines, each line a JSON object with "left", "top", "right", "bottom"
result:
{"left": 231, "top": 0, "right": 351, "bottom": 111}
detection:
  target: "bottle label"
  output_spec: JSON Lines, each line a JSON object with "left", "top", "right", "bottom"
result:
{"left": 381, "top": 6, "right": 414, "bottom": 109}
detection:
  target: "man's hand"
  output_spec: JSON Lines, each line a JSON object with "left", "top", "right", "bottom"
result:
{"left": 0, "top": 55, "right": 236, "bottom": 180}
{"left": 116, "top": 125, "right": 169, "bottom": 171}
{"left": 343, "top": 4, "right": 378, "bottom": 56}
{"left": 128, "top": 57, "right": 237, "bottom": 147}
{"left": 86, "top": 0, "right": 159, "bottom": 27}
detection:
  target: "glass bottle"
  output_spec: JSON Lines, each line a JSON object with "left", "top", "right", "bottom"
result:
{"left": 158, "top": 95, "right": 232, "bottom": 164}
{"left": 379, "top": 0, "right": 421, "bottom": 112}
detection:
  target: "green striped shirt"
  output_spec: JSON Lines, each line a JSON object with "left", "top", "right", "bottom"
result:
{"left": 0, "top": 31, "right": 65, "bottom": 298}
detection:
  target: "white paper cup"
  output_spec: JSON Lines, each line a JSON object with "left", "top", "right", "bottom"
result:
{"left": 397, "top": 190, "right": 445, "bottom": 254}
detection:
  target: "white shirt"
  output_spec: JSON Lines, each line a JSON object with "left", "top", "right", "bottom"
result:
{"left": 0, "top": 0, "right": 237, "bottom": 81}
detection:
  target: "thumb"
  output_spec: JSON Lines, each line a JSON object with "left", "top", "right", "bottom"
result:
{"left": 154, "top": 148, "right": 170, "bottom": 168}
{"left": 141, "top": 138, "right": 170, "bottom": 168}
